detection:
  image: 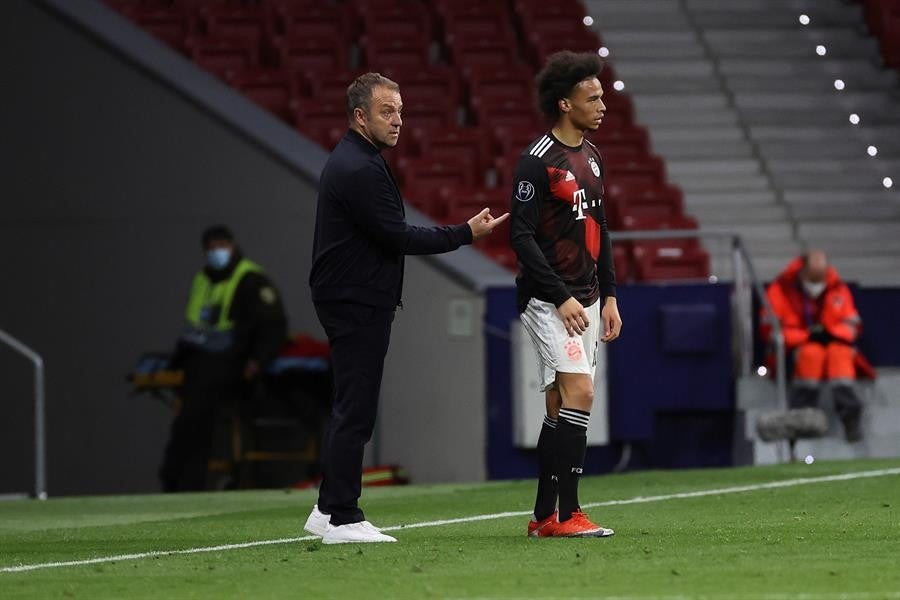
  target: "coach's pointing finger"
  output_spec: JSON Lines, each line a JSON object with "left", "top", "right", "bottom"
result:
{"left": 468, "top": 209, "right": 510, "bottom": 240}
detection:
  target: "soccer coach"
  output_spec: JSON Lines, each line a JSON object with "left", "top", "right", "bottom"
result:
{"left": 305, "top": 73, "right": 509, "bottom": 544}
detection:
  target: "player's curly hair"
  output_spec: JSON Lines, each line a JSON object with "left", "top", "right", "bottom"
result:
{"left": 536, "top": 51, "right": 605, "bottom": 120}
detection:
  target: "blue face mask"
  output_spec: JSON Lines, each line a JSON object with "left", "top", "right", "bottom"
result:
{"left": 206, "top": 248, "right": 232, "bottom": 270}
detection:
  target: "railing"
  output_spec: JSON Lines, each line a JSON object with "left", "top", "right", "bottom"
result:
{"left": 609, "top": 229, "right": 789, "bottom": 417}
{"left": 0, "top": 329, "right": 48, "bottom": 500}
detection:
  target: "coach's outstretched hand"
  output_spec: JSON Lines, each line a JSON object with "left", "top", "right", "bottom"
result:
{"left": 468, "top": 208, "right": 510, "bottom": 240}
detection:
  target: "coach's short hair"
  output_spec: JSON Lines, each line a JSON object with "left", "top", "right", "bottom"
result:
{"left": 536, "top": 51, "right": 605, "bottom": 120}
{"left": 346, "top": 73, "right": 400, "bottom": 120}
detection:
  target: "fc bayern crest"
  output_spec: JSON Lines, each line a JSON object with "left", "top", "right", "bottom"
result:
{"left": 588, "top": 156, "right": 600, "bottom": 177}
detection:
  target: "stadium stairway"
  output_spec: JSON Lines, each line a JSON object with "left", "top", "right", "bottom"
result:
{"left": 736, "top": 368, "right": 900, "bottom": 464}
{"left": 584, "top": 0, "right": 900, "bottom": 285}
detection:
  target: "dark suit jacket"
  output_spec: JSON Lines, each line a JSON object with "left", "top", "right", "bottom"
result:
{"left": 310, "top": 129, "right": 473, "bottom": 308}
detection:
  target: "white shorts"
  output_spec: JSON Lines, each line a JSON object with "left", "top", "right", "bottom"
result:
{"left": 520, "top": 297, "right": 601, "bottom": 392}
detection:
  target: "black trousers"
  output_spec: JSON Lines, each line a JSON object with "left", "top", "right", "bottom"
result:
{"left": 315, "top": 301, "right": 394, "bottom": 526}
{"left": 160, "top": 351, "right": 242, "bottom": 492}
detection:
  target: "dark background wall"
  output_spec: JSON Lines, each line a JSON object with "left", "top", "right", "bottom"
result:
{"left": 0, "top": 0, "right": 321, "bottom": 495}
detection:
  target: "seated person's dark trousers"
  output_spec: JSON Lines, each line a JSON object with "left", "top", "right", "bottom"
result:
{"left": 314, "top": 301, "right": 395, "bottom": 526}
{"left": 160, "top": 351, "right": 242, "bottom": 492}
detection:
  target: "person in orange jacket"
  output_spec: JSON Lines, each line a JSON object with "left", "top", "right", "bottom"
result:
{"left": 761, "top": 250, "right": 864, "bottom": 441}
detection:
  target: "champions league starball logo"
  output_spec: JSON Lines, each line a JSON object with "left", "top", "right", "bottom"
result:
{"left": 516, "top": 181, "right": 535, "bottom": 202}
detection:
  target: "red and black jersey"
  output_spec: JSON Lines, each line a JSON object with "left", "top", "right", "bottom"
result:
{"left": 510, "top": 131, "right": 616, "bottom": 313}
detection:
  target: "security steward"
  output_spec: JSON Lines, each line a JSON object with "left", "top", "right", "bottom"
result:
{"left": 160, "top": 225, "right": 287, "bottom": 492}
{"left": 304, "top": 72, "right": 508, "bottom": 544}
{"left": 762, "top": 250, "right": 865, "bottom": 441}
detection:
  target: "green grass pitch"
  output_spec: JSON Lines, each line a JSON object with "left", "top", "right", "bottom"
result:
{"left": 2, "top": 459, "right": 899, "bottom": 599}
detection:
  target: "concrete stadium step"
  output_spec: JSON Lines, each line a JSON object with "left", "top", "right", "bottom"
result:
{"left": 719, "top": 58, "right": 897, "bottom": 84}
{"left": 733, "top": 91, "right": 900, "bottom": 112}
{"left": 757, "top": 140, "right": 890, "bottom": 160}
{"left": 703, "top": 29, "right": 879, "bottom": 59}
{"left": 798, "top": 221, "right": 900, "bottom": 240}
{"left": 750, "top": 125, "right": 900, "bottom": 148}
{"left": 667, "top": 159, "right": 761, "bottom": 177}
{"left": 675, "top": 173, "right": 771, "bottom": 192}
{"left": 687, "top": 0, "right": 863, "bottom": 27}
{"left": 783, "top": 190, "right": 900, "bottom": 205}
{"left": 790, "top": 201, "right": 900, "bottom": 222}
{"left": 726, "top": 74, "right": 897, "bottom": 94}
{"left": 599, "top": 30, "right": 704, "bottom": 60}
{"left": 685, "top": 190, "right": 778, "bottom": 207}
{"left": 690, "top": 204, "right": 789, "bottom": 224}
{"left": 636, "top": 109, "right": 740, "bottom": 128}
{"left": 585, "top": 0, "right": 688, "bottom": 29}
{"left": 652, "top": 140, "right": 754, "bottom": 160}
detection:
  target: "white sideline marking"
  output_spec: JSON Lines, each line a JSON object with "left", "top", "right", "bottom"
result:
{"left": 3, "top": 467, "right": 899, "bottom": 574}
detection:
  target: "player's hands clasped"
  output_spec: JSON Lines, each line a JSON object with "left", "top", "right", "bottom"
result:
{"left": 467, "top": 208, "right": 510, "bottom": 240}
{"left": 557, "top": 297, "right": 590, "bottom": 337}
{"left": 601, "top": 297, "right": 622, "bottom": 343}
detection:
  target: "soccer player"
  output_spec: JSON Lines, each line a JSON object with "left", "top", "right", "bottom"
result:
{"left": 511, "top": 52, "right": 623, "bottom": 538}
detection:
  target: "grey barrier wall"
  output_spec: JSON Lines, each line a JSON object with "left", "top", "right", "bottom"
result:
{"left": 0, "top": 0, "right": 502, "bottom": 494}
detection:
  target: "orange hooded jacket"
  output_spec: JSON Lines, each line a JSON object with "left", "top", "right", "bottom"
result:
{"left": 760, "top": 257, "right": 875, "bottom": 379}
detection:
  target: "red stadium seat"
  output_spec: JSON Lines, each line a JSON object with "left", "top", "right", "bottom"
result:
{"left": 449, "top": 39, "right": 522, "bottom": 73}
{"left": 364, "top": 38, "right": 433, "bottom": 70}
{"left": 633, "top": 239, "right": 710, "bottom": 281}
{"left": 464, "top": 65, "right": 536, "bottom": 107}
{"left": 299, "top": 122, "right": 347, "bottom": 151}
{"left": 225, "top": 68, "right": 298, "bottom": 121}
{"left": 200, "top": 7, "right": 271, "bottom": 44}
{"left": 411, "top": 128, "right": 493, "bottom": 184}
{"left": 187, "top": 37, "right": 260, "bottom": 78}
{"left": 306, "top": 69, "right": 369, "bottom": 104}
{"left": 529, "top": 32, "right": 602, "bottom": 64}
{"left": 604, "top": 155, "right": 667, "bottom": 187}
{"left": 362, "top": 6, "right": 433, "bottom": 41}
{"left": 381, "top": 66, "right": 463, "bottom": 108}
{"left": 271, "top": 4, "right": 354, "bottom": 39}
{"left": 399, "top": 96, "right": 459, "bottom": 130}
{"left": 437, "top": 186, "right": 509, "bottom": 221}
{"left": 472, "top": 98, "right": 543, "bottom": 130}
{"left": 295, "top": 99, "right": 348, "bottom": 145}
{"left": 399, "top": 157, "right": 477, "bottom": 209}
{"left": 271, "top": 36, "right": 351, "bottom": 77}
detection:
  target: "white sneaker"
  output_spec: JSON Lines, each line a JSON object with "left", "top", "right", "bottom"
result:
{"left": 303, "top": 505, "right": 333, "bottom": 537}
{"left": 322, "top": 521, "right": 397, "bottom": 545}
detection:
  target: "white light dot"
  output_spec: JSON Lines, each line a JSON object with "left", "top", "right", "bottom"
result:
{"left": 804, "top": 455, "right": 815, "bottom": 465}
{"left": 598, "top": 46, "right": 610, "bottom": 58}
{"left": 583, "top": 15, "right": 594, "bottom": 26}
{"left": 708, "top": 275, "right": 718, "bottom": 284}
{"left": 613, "top": 80, "right": 625, "bottom": 91}
{"left": 799, "top": 14, "right": 810, "bottom": 25}
{"left": 849, "top": 113, "right": 860, "bottom": 125}
{"left": 815, "top": 44, "right": 827, "bottom": 56}
{"left": 834, "top": 79, "right": 845, "bottom": 90}
{"left": 757, "top": 366, "right": 768, "bottom": 377}
{"left": 868, "top": 145, "right": 878, "bottom": 157}
{"left": 884, "top": 177, "right": 894, "bottom": 189}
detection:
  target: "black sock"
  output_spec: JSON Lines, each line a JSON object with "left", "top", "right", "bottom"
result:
{"left": 533, "top": 415, "right": 558, "bottom": 521}
{"left": 556, "top": 408, "right": 589, "bottom": 522}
